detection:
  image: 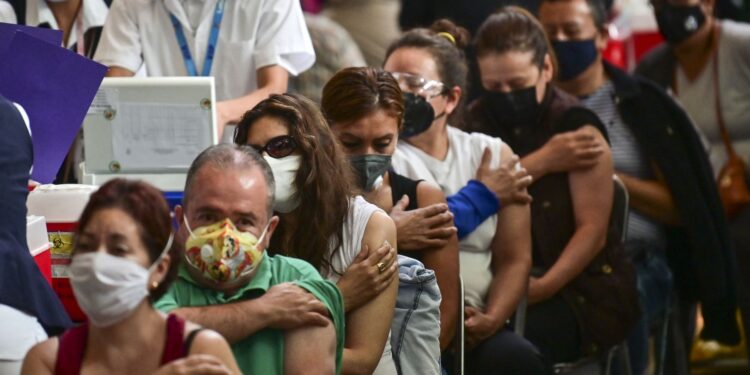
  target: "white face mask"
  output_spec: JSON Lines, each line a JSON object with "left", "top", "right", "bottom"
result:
{"left": 264, "top": 154, "right": 302, "bottom": 213}
{"left": 69, "top": 234, "right": 173, "bottom": 327}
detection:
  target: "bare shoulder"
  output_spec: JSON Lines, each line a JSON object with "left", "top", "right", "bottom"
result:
{"left": 416, "top": 180, "right": 448, "bottom": 207}
{"left": 365, "top": 210, "right": 396, "bottom": 237}
{"left": 182, "top": 323, "right": 228, "bottom": 354}
{"left": 21, "top": 337, "right": 58, "bottom": 375}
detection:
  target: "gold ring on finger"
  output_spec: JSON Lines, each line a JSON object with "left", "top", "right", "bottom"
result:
{"left": 376, "top": 262, "right": 387, "bottom": 273}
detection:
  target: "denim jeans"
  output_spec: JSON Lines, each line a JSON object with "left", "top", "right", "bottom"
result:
{"left": 626, "top": 243, "right": 673, "bottom": 375}
{"left": 391, "top": 255, "right": 442, "bottom": 375}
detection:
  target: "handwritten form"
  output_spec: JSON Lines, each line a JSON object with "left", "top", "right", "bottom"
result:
{"left": 111, "top": 103, "right": 211, "bottom": 170}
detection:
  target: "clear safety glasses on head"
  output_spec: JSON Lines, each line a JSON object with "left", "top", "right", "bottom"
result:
{"left": 68, "top": 233, "right": 173, "bottom": 327}
{"left": 390, "top": 72, "right": 446, "bottom": 99}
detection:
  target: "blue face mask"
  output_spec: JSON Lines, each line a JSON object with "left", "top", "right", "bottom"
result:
{"left": 552, "top": 39, "right": 598, "bottom": 82}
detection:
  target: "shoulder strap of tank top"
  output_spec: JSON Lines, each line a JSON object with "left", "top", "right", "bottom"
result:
{"left": 54, "top": 325, "right": 89, "bottom": 375}
{"left": 183, "top": 328, "right": 206, "bottom": 355}
{"left": 160, "top": 314, "right": 188, "bottom": 364}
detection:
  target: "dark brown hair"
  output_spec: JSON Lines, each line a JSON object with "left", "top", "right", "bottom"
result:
{"left": 385, "top": 19, "right": 470, "bottom": 125}
{"left": 475, "top": 6, "right": 554, "bottom": 70}
{"left": 321, "top": 67, "right": 404, "bottom": 130}
{"left": 76, "top": 178, "right": 178, "bottom": 301}
{"left": 539, "top": 0, "right": 608, "bottom": 30}
{"left": 234, "top": 93, "right": 355, "bottom": 274}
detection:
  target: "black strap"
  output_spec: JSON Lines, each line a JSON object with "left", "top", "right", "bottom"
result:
{"left": 184, "top": 328, "right": 205, "bottom": 354}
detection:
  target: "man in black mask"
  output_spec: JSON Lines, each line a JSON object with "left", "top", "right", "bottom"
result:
{"left": 538, "top": 0, "right": 740, "bottom": 372}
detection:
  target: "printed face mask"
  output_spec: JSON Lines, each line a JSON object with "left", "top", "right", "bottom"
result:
{"left": 264, "top": 154, "right": 302, "bottom": 213}
{"left": 349, "top": 154, "right": 392, "bottom": 191}
{"left": 483, "top": 85, "right": 541, "bottom": 127}
{"left": 552, "top": 39, "right": 598, "bottom": 81}
{"left": 655, "top": 3, "right": 707, "bottom": 45}
{"left": 401, "top": 93, "right": 436, "bottom": 138}
{"left": 183, "top": 218, "right": 268, "bottom": 283}
{"left": 69, "top": 234, "right": 173, "bottom": 327}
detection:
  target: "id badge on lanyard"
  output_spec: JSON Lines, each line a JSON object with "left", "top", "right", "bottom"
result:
{"left": 169, "top": 0, "right": 226, "bottom": 77}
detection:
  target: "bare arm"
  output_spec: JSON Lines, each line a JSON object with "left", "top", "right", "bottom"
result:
{"left": 21, "top": 339, "right": 57, "bottom": 375}
{"left": 529, "top": 128, "right": 614, "bottom": 304}
{"left": 465, "top": 144, "right": 532, "bottom": 349}
{"left": 414, "top": 182, "right": 460, "bottom": 351}
{"left": 485, "top": 145, "right": 533, "bottom": 324}
{"left": 187, "top": 328, "right": 242, "bottom": 375}
{"left": 617, "top": 164, "right": 680, "bottom": 225}
{"left": 285, "top": 323, "right": 337, "bottom": 375}
{"left": 216, "top": 65, "right": 288, "bottom": 130}
{"left": 106, "top": 66, "right": 136, "bottom": 77}
{"left": 170, "top": 283, "right": 330, "bottom": 344}
{"left": 342, "top": 212, "right": 398, "bottom": 375}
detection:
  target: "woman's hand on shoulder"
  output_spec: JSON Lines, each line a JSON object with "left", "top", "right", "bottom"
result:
{"left": 539, "top": 126, "right": 606, "bottom": 174}
{"left": 337, "top": 239, "right": 397, "bottom": 312}
{"left": 476, "top": 146, "right": 533, "bottom": 206}
{"left": 390, "top": 182, "right": 458, "bottom": 251}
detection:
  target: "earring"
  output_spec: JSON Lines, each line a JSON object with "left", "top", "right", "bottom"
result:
{"left": 151, "top": 281, "right": 159, "bottom": 290}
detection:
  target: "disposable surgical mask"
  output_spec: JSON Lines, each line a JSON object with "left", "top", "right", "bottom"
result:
{"left": 69, "top": 234, "right": 173, "bottom": 327}
{"left": 264, "top": 154, "right": 302, "bottom": 213}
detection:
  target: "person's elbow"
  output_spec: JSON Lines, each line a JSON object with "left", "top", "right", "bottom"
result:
{"left": 344, "top": 353, "right": 382, "bottom": 375}
{"left": 286, "top": 323, "right": 337, "bottom": 375}
{"left": 580, "top": 222, "right": 609, "bottom": 254}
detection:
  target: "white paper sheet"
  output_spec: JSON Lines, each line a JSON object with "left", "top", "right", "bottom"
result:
{"left": 111, "top": 102, "right": 211, "bottom": 170}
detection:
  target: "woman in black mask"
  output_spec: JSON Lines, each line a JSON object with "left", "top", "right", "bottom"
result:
{"left": 385, "top": 19, "right": 549, "bottom": 375}
{"left": 467, "top": 7, "right": 639, "bottom": 365}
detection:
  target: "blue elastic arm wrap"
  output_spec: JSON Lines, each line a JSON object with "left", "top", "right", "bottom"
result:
{"left": 447, "top": 180, "right": 500, "bottom": 239}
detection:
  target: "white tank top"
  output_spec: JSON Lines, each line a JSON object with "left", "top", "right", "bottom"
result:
{"left": 321, "top": 196, "right": 397, "bottom": 375}
{"left": 391, "top": 125, "right": 505, "bottom": 309}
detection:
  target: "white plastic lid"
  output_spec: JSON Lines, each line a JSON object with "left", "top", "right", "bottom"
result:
{"left": 26, "top": 215, "right": 50, "bottom": 256}
{"left": 27, "top": 184, "right": 99, "bottom": 223}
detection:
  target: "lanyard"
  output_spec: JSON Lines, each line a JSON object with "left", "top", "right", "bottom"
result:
{"left": 169, "top": 0, "right": 226, "bottom": 77}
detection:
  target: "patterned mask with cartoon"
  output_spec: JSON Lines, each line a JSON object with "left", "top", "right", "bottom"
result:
{"left": 183, "top": 217, "right": 268, "bottom": 283}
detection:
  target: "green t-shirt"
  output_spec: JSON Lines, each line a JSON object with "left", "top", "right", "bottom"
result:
{"left": 154, "top": 254, "right": 345, "bottom": 375}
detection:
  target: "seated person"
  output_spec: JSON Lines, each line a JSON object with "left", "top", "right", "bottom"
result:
{"left": 234, "top": 94, "right": 398, "bottom": 374}
{"left": 384, "top": 19, "right": 548, "bottom": 374}
{"left": 22, "top": 178, "right": 240, "bottom": 375}
{"left": 156, "top": 144, "right": 345, "bottom": 374}
{"left": 466, "top": 7, "right": 639, "bottom": 363}
{"left": 322, "top": 66, "right": 459, "bottom": 355}
{"left": 94, "top": 0, "right": 314, "bottom": 136}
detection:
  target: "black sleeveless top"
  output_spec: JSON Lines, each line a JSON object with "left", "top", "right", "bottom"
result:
{"left": 389, "top": 171, "right": 425, "bottom": 260}
{"left": 389, "top": 170, "right": 420, "bottom": 211}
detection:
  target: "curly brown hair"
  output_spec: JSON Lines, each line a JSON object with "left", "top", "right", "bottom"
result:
{"left": 233, "top": 93, "right": 355, "bottom": 274}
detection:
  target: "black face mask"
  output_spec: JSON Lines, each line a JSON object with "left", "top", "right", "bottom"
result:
{"left": 655, "top": 3, "right": 707, "bottom": 45}
{"left": 483, "top": 85, "right": 540, "bottom": 127}
{"left": 401, "top": 93, "right": 435, "bottom": 138}
{"left": 348, "top": 154, "right": 392, "bottom": 191}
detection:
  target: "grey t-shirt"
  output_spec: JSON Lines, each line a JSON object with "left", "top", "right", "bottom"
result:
{"left": 675, "top": 20, "right": 750, "bottom": 175}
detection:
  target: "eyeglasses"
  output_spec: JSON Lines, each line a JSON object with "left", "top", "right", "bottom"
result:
{"left": 251, "top": 135, "right": 297, "bottom": 159}
{"left": 389, "top": 72, "right": 447, "bottom": 99}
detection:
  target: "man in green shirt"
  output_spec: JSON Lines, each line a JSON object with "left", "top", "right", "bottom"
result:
{"left": 155, "top": 144, "right": 345, "bottom": 374}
